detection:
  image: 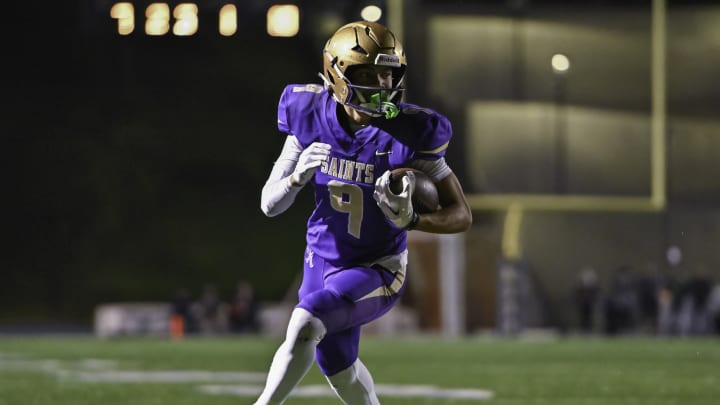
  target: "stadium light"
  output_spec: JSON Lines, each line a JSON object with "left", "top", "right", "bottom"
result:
{"left": 551, "top": 53, "right": 570, "bottom": 73}
{"left": 361, "top": 5, "right": 383, "bottom": 22}
{"left": 267, "top": 4, "right": 300, "bottom": 37}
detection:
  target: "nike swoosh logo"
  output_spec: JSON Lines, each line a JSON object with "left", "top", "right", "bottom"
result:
{"left": 375, "top": 150, "right": 393, "bottom": 156}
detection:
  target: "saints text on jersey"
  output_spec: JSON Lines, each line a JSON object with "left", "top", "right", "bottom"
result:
{"left": 320, "top": 157, "right": 375, "bottom": 184}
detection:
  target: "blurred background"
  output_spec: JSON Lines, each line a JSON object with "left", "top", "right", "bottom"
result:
{"left": 3, "top": 0, "right": 719, "bottom": 339}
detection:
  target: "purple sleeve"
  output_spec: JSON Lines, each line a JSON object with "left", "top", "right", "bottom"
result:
{"left": 416, "top": 112, "right": 452, "bottom": 159}
{"left": 276, "top": 84, "right": 327, "bottom": 147}
{"left": 399, "top": 104, "right": 453, "bottom": 160}
{"left": 277, "top": 85, "right": 293, "bottom": 134}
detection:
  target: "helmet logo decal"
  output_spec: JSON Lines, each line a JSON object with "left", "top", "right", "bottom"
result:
{"left": 375, "top": 54, "right": 401, "bottom": 67}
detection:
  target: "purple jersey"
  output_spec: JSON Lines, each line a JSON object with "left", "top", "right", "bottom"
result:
{"left": 278, "top": 83, "right": 452, "bottom": 266}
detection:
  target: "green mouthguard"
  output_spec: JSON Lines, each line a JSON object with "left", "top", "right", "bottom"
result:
{"left": 370, "top": 93, "right": 399, "bottom": 119}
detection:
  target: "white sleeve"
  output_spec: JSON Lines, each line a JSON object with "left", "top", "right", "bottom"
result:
{"left": 260, "top": 135, "right": 305, "bottom": 217}
{"left": 408, "top": 157, "right": 453, "bottom": 183}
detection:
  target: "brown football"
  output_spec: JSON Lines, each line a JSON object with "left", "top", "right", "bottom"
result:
{"left": 389, "top": 168, "right": 440, "bottom": 214}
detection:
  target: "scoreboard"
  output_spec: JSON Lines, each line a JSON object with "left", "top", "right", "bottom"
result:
{"left": 107, "top": 2, "right": 300, "bottom": 37}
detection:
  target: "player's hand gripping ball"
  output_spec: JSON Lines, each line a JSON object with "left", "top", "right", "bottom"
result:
{"left": 389, "top": 168, "right": 440, "bottom": 214}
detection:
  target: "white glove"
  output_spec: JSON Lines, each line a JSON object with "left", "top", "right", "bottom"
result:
{"left": 373, "top": 170, "right": 419, "bottom": 229}
{"left": 291, "top": 142, "right": 331, "bottom": 186}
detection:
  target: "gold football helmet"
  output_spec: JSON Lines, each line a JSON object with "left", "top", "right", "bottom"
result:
{"left": 320, "top": 21, "right": 406, "bottom": 118}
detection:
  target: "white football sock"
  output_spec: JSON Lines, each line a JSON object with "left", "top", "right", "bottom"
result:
{"left": 254, "top": 308, "right": 326, "bottom": 405}
{"left": 326, "top": 358, "right": 380, "bottom": 405}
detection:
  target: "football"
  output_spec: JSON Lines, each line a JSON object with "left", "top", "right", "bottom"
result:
{"left": 389, "top": 168, "right": 440, "bottom": 214}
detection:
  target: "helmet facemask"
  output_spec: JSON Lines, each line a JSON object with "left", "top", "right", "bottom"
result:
{"left": 334, "top": 63, "right": 405, "bottom": 119}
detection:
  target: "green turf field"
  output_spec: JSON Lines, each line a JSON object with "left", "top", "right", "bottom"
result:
{"left": 0, "top": 335, "right": 718, "bottom": 404}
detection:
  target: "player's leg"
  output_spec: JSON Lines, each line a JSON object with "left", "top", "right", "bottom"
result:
{"left": 254, "top": 248, "right": 326, "bottom": 405}
{"left": 319, "top": 328, "right": 380, "bottom": 405}
{"left": 328, "top": 358, "right": 379, "bottom": 405}
{"left": 255, "top": 249, "right": 407, "bottom": 404}
{"left": 301, "top": 251, "right": 408, "bottom": 404}
{"left": 254, "top": 307, "right": 325, "bottom": 405}
{"left": 299, "top": 250, "right": 408, "bottom": 334}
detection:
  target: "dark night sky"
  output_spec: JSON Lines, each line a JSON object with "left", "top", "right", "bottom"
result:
{"left": 3, "top": 1, "right": 323, "bottom": 326}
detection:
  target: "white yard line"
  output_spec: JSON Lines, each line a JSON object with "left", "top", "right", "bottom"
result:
{"left": 0, "top": 354, "right": 494, "bottom": 401}
{"left": 200, "top": 383, "right": 494, "bottom": 400}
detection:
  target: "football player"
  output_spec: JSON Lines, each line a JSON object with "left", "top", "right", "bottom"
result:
{"left": 256, "top": 20, "right": 472, "bottom": 404}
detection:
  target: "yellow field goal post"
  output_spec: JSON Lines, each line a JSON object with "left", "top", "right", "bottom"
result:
{"left": 465, "top": 0, "right": 668, "bottom": 260}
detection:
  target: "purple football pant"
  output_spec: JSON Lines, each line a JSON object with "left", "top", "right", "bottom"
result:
{"left": 296, "top": 247, "right": 407, "bottom": 376}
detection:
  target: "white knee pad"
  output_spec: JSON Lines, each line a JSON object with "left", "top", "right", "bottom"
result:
{"left": 286, "top": 307, "right": 326, "bottom": 345}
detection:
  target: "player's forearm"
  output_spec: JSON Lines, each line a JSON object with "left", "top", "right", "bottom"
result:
{"left": 414, "top": 172, "right": 472, "bottom": 233}
{"left": 260, "top": 135, "right": 305, "bottom": 217}
{"left": 413, "top": 202, "right": 472, "bottom": 233}
{"left": 260, "top": 174, "right": 301, "bottom": 217}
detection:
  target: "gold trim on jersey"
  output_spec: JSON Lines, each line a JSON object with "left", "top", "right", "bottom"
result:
{"left": 418, "top": 141, "right": 449, "bottom": 155}
{"left": 355, "top": 251, "right": 408, "bottom": 301}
